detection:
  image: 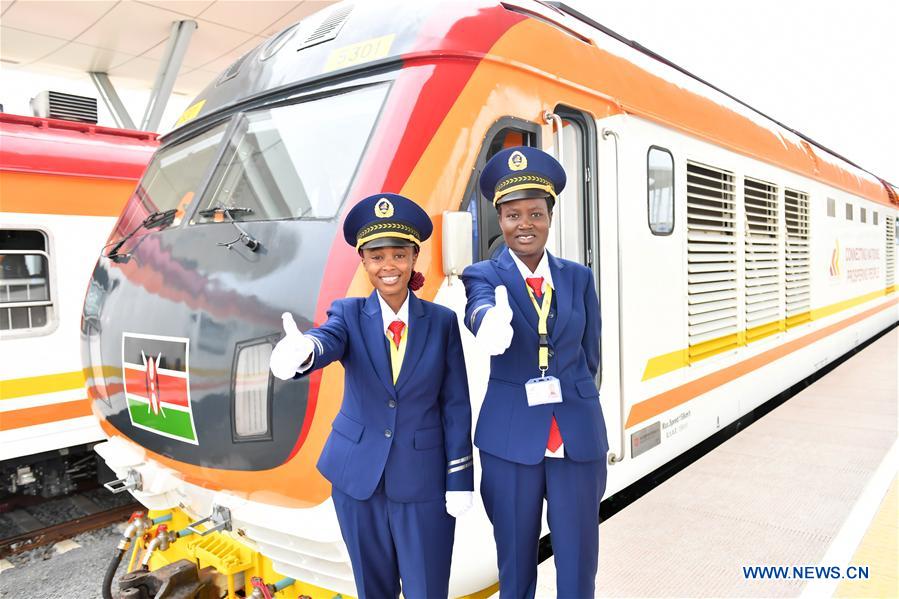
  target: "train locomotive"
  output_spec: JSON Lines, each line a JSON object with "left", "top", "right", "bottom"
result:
{"left": 80, "top": 1, "right": 898, "bottom": 597}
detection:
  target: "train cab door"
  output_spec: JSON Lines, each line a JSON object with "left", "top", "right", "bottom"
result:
{"left": 464, "top": 119, "right": 542, "bottom": 261}
{"left": 458, "top": 111, "right": 621, "bottom": 469}
{"left": 451, "top": 119, "right": 542, "bottom": 411}
{"left": 545, "top": 109, "right": 623, "bottom": 471}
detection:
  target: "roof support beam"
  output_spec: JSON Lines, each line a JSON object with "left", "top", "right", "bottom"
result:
{"left": 89, "top": 71, "right": 135, "bottom": 130}
{"left": 141, "top": 19, "right": 197, "bottom": 132}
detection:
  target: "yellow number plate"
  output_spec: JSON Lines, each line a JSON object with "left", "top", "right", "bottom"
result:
{"left": 175, "top": 100, "right": 206, "bottom": 126}
{"left": 324, "top": 34, "right": 396, "bottom": 73}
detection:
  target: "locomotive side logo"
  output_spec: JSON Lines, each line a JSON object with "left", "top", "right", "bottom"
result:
{"left": 829, "top": 239, "right": 842, "bottom": 278}
{"left": 121, "top": 333, "right": 198, "bottom": 445}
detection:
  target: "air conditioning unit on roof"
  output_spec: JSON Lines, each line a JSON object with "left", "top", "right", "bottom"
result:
{"left": 30, "top": 90, "right": 98, "bottom": 124}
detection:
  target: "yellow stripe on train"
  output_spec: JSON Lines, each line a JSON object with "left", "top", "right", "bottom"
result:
{"left": 641, "top": 286, "right": 896, "bottom": 381}
{"left": 0, "top": 370, "right": 86, "bottom": 400}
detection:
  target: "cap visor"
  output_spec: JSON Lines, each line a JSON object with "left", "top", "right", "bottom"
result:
{"left": 496, "top": 188, "right": 553, "bottom": 204}
{"left": 359, "top": 237, "right": 417, "bottom": 250}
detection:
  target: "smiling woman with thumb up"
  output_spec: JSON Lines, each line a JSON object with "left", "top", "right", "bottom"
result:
{"left": 271, "top": 193, "right": 473, "bottom": 599}
{"left": 462, "top": 146, "right": 608, "bottom": 599}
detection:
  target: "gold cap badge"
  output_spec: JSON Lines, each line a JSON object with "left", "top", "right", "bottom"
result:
{"left": 508, "top": 150, "right": 527, "bottom": 171}
{"left": 374, "top": 198, "right": 394, "bottom": 218}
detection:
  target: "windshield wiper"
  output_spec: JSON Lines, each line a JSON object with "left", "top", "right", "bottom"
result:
{"left": 104, "top": 209, "right": 177, "bottom": 260}
{"left": 200, "top": 204, "right": 261, "bottom": 252}
{"left": 198, "top": 206, "right": 254, "bottom": 218}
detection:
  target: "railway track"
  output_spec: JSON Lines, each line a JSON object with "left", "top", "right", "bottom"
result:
{"left": 0, "top": 491, "right": 139, "bottom": 559}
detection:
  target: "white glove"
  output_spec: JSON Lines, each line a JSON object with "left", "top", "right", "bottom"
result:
{"left": 445, "top": 491, "right": 474, "bottom": 518}
{"left": 269, "top": 312, "right": 315, "bottom": 380}
{"left": 475, "top": 285, "right": 514, "bottom": 355}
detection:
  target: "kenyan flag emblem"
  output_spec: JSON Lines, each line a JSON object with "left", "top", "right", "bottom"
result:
{"left": 122, "top": 333, "right": 198, "bottom": 445}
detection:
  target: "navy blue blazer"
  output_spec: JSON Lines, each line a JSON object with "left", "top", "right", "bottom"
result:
{"left": 462, "top": 248, "right": 608, "bottom": 465}
{"left": 299, "top": 291, "right": 473, "bottom": 502}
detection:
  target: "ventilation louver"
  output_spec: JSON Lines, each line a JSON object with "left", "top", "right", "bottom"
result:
{"left": 744, "top": 177, "right": 783, "bottom": 341}
{"left": 784, "top": 189, "right": 811, "bottom": 327}
{"left": 30, "top": 91, "right": 98, "bottom": 124}
{"left": 887, "top": 215, "right": 896, "bottom": 289}
{"left": 297, "top": 4, "right": 354, "bottom": 51}
{"left": 686, "top": 161, "right": 739, "bottom": 361}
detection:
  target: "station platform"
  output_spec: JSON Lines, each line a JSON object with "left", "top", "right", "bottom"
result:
{"left": 526, "top": 327, "right": 898, "bottom": 598}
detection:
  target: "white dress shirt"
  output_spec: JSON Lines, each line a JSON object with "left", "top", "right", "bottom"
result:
{"left": 509, "top": 250, "right": 564, "bottom": 458}
{"left": 509, "top": 250, "right": 554, "bottom": 294}
{"left": 376, "top": 290, "right": 410, "bottom": 336}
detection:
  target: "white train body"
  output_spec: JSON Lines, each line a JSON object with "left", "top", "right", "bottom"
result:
{"left": 0, "top": 113, "right": 156, "bottom": 496}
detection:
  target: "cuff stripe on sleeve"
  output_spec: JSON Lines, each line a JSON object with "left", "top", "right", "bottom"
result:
{"left": 448, "top": 455, "right": 472, "bottom": 466}
{"left": 305, "top": 334, "right": 323, "bottom": 355}
{"left": 469, "top": 304, "right": 492, "bottom": 329}
{"left": 448, "top": 462, "right": 473, "bottom": 474}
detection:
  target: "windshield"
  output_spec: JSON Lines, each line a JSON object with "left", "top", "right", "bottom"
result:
{"left": 194, "top": 83, "right": 389, "bottom": 223}
{"left": 108, "top": 124, "right": 227, "bottom": 241}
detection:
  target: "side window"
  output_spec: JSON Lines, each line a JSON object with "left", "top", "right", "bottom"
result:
{"left": 464, "top": 122, "right": 540, "bottom": 261}
{"left": 648, "top": 147, "right": 675, "bottom": 235}
{"left": 548, "top": 110, "right": 599, "bottom": 383}
{"left": 549, "top": 115, "right": 589, "bottom": 263}
{"left": 0, "top": 229, "right": 53, "bottom": 334}
{"left": 827, "top": 197, "right": 836, "bottom": 217}
{"left": 845, "top": 202, "right": 853, "bottom": 221}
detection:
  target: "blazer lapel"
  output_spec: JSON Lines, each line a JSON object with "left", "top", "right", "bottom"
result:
{"left": 395, "top": 293, "right": 430, "bottom": 392}
{"left": 361, "top": 290, "right": 397, "bottom": 399}
{"left": 495, "top": 249, "right": 538, "bottom": 334}
{"left": 548, "top": 252, "right": 571, "bottom": 340}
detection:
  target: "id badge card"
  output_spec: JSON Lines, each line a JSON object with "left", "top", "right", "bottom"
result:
{"left": 525, "top": 375, "right": 563, "bottom": 407}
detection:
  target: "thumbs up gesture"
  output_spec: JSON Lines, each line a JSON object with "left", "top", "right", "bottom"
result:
{"left": 281, "top": 312, "right": 302, "bottom": 339}
{"left": 476, "top": 285, "right": 515, "bottom": 356}
{"left": 270, "top": 312, "right": 315, "bottom": 380}
{"left": 493, "top": 285, "right": 513, "bottom": 321}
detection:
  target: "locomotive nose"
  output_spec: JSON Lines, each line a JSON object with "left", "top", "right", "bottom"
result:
{"left": 81, "top": 214, "right": 344, "bottom": 506}
{"left": 83, "top": 80, "right": 392, "bottom": 506}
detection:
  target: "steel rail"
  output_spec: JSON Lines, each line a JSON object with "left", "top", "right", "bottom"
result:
{"left": 0, "top": 502, "right": 139, "bottom": 559}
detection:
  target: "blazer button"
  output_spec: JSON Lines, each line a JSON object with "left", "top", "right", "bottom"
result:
{"left": 548, "top": 311, "right": 555, "bottom": 319}
{"left": 384, "top": 429, "right": 393, "bottom": 438}
{"left": 388, "top": 399, "right": 396, "bottom": 408}
{"left": 548, "top": 349, "right": 555, "bottom": 358}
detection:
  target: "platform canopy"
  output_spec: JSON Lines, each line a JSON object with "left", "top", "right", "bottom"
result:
{"left": 0, "top": 0, "right": 337, "bottom": 128}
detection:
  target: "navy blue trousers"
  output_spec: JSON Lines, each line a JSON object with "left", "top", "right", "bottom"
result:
{"left": 480, "top": 451, "right": 607, "bottom": 599}
{"left": 331, "top": 479, "right": 455, "bottom": 599}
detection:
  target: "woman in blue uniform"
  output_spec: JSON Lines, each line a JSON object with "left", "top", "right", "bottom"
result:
{"left": 270, "top": 193, "right": 474, "bottom": 599}
{"left": 462, "top": 147, "right": 609, "bottom": 598}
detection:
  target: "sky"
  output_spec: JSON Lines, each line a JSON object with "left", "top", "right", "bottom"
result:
{"left": 566, "top": 0, "right": 899, "bottom": 185}
{"left": 1, "top": 0, "right": 896, "bottom": 185}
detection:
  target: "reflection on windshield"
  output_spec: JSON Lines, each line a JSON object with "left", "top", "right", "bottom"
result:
{"left": 196, "top": 83, "right": 389, "bottom": 223}
{"left": 109, "top": 125, "right": 226, "bottom": 241}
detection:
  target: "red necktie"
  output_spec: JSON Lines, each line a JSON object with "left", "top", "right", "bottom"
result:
{"left": 526, "top": 276, "right": 544, "bottom": 299}
{"left": 547, "top": 416, "right": 562, "bottom": 452}
{"left": 387, "top": 320, "right": 405, "bottom": 348}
